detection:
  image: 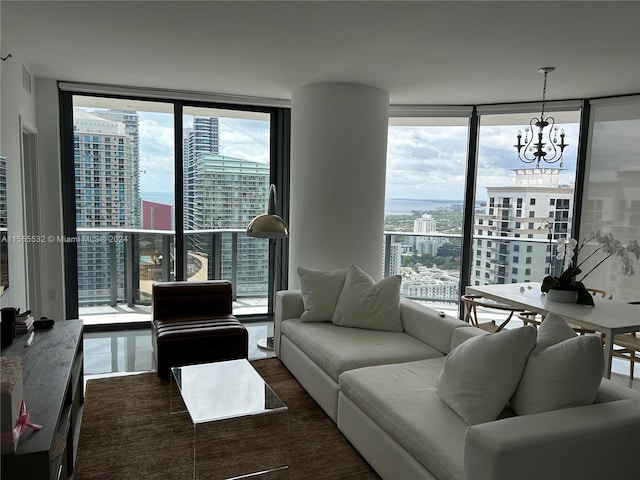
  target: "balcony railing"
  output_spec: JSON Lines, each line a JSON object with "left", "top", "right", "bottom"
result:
{"left": 76, "top": 228, "right": 556, "bottom": 324}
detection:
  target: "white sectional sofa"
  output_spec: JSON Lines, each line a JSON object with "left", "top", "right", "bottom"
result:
{"left": 274, "top": 288, "right": 640, "bottom": 480}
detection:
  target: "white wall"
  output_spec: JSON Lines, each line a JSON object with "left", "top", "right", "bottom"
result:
{"left": 288, "top": 83, "right": 389, "bottom": 287}
{"left": 0, "top": 49, "right": 34, "bottom": 312}
{"left": 0, "top": 45, "right": 65, "bottom": 319}
{"left": 34, "top": 78, "right": 65, "bottom": 320}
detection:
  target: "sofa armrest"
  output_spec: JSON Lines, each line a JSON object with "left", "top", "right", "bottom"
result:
{"left": 274, "top": 290, "right": 304, "bottom": 355}
{"left": 595, "top": 377, "right": 640, "bottom": 403}
{"left": 400, "top": 298, "right": 470, "bottom": 354}
{"left": 451, "top": 325, "right": 487, "bottom": 350}
{"left": 464, "top": 400, "right": 640, "bottom": 480}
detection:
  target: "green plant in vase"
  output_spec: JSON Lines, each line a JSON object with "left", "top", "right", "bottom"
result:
{"left": 541, "top": 231, "right": 640, "bottom": 306}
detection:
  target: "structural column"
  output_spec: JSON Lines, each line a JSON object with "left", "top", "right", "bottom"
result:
{"left": 288, "top": 83, "right": 389, "bottom": 287}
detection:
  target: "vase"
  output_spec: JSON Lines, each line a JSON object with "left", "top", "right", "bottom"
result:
{"left": 546, "top": 288, "right": 578, "bottom": 303}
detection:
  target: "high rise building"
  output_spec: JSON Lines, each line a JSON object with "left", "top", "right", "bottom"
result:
{"left": 413, "top": 213, "right": 445, "bottom": 256}
{"left": 171, "top": 116, "right": 273, "bottom": 297}
{"left": 473, "top": 168, "right": 574, "bottom": 286}
{"left": 185, "top": 116, "right": 219, "bottom": 156}
{"left": 184, "top": 117, "right": 220, "bottom": 230}
{"left": 184, "top": 152, "right": 270, "bottom": 296}
{"left": 414, "top": 213, "right": 436, "bottom": 233}
{"left": 92, "top": 109, "right": 141, "bottom": 227}
{"left": 383, "top": 241, "right": 403, "bottom": 276}
{"left": 73, "top": 108, "right": 137, "bottom": 305}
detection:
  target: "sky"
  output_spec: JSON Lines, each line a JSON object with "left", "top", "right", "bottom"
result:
{"left": 135, "top": 111, "right": 581, "bottom": 205}
{"left": 138, "top": 113, "right": 270, "bottom": 201}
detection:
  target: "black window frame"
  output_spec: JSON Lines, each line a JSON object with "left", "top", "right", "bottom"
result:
{"left": 60, "top": 89, "right": 291, "bottom": 321}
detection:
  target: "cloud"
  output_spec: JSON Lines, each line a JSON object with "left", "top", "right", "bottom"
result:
{"left": 385, "top": 121, "right": 582, "bottom": 202}
{"left": 386, "top": 126, "right": 468, "bottom": 199}
{"left": 139, "top": 114, "right": 175, "bottom": 173}
{"left": 219, "top": 118, "right": 270, "bottom": 164}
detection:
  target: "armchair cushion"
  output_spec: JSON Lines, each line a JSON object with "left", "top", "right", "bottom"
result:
{"left": 152, "top": 280, "right": 232, "bottom": 321}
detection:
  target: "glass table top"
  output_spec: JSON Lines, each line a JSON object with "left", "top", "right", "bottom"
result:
{"left": 171, "top": 359, "right": 287, "bottom": 424}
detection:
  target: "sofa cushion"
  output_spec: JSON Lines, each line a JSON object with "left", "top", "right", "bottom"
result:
{"left": 297, "top": 266, "right": 347, "bottom": 322}
{"left": 332, "top": 264, "right": 402, "bottom": 332}
{"left": 510, "top": 313, "right": 604, "bottom": 415}
{"left": 281, "top": 318, "right": 442, "bottom": 382}
{"left": 437, "top": 326, "right": 537, "bottom": 425}
{"left": 339, "top": 358, "right": 466, "bottom": 480}
{"left": 533, "top": 312, "right": 576, "bottom": 351}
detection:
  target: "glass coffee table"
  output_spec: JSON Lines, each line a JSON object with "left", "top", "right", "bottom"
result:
{"left": 171, "top": 359, "right": 288, "bottom": 479}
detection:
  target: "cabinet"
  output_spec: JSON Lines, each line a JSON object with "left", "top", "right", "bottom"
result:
{"left": 1, "top": 320, "right": 84, "bottom": 480}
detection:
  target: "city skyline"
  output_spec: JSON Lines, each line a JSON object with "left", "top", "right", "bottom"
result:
{"left": 76, "top": 105, "right": 583, "bottom": 225}
{"left": 134, "top": 111, "right": 581, "bottom": 205}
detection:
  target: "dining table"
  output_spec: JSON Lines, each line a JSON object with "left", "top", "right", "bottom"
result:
{"left": 465, "top": 282, "right": 640, "bottom": 379}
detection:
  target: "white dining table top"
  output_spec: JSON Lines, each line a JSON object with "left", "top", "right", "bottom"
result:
{"left": 465, "top": 282, "right": 640, "bottom": 334}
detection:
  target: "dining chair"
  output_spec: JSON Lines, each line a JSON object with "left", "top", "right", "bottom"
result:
{"left": 586, "top": 288, "right": 614, "bottom": 300}
{"left": 460, "top": 294, "right": 525, "bottom": 333}
{"left": 517, "top": 311, "right": 543, "bottom": 329}
{"left": 607, "top": 301, "right": 640, "bottom": 380}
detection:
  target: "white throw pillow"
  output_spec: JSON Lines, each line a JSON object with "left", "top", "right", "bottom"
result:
{"left": 331, "top": 265, "right": 403, "bottom": 332}
{"left": 437, "top": 326, "right": 537, "bottom": 425}
{"left": 510, "top": 313, "right": 604, "bottom": 415}
{"left": 297, "top": 266, "right": 348, "bottom": 322}
{"left": 533, "top": 312, "right": 577, "bottom": 352}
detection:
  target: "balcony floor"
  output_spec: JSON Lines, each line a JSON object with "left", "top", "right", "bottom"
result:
{"left": 79, "top": 297, "right": 269, "bottom": 327}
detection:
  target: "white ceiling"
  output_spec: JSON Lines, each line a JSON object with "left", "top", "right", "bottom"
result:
{"left": 2, "top": 1, "right": 639, "bottom": 106}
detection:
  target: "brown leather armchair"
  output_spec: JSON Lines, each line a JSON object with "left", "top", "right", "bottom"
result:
{"left": 151, "top": 280, "right": 248, "bottom": 379}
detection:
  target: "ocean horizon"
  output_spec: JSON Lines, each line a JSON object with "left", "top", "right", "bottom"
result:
{"left": 384, "top": 198, "right": 463, "bottom": 215}
{"left": 140, "top": 193, "right": 473, "bottom": 216}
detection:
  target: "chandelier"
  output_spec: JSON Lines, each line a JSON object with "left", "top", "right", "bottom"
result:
{"left": 514, "top": 67, "right": 568, "bottom": 168}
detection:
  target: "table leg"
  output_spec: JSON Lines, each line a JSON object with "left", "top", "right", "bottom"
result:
{"left": 603, "top": 330, "right": 614, "bottom": 379}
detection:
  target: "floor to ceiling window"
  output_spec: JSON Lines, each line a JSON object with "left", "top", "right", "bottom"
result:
{"left": 385, "top": 115, "right": 470, "bottom": 314}
{"left": 472, "top": 107, "right": 581, "bottom": 287}
{"left": 383, "top": 104, "right": 583, "bottom": 317}
{"left": 63, "top": 91, "right": 287, "bottom": 323}
{"left": 181, "top": 106, "right": 272, "bottom": 313}
{"left": 71, "top": 96, "right": 175, "bottom": 318}
{"left": 580, "top": 96, "right": 640, "bottom": 302}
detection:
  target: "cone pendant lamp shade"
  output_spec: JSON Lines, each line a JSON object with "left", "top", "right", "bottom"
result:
{"left": 247, "top": 184, "right": 289, "bottom": 239}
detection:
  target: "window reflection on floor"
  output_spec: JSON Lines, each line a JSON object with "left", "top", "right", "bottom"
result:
{"left": 83, "top": 322, "right": 274, "bottom": 381}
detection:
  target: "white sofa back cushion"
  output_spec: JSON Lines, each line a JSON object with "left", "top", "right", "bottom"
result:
{"left": 332, "top": 265, "right": 403, "bottom": 332}
{"left": 510, "top": 313, "right": 604, "bottom": 415}
{"left": 438, "top": 326, "right": 537, "bottom": 425}
{"left": 297, "top": 266, "right": 347, "bottom": 322}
